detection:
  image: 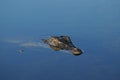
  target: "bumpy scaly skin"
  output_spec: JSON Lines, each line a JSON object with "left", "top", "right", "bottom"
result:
{"left": 42, "top": 36, "right": 83, "bottom": 56}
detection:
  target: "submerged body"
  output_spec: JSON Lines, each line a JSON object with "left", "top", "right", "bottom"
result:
{"left": 42, "top": 36, "right": 83, "bottom": 56}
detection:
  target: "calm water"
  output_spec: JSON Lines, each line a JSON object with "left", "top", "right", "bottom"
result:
{"left": 0, "top": 0, "right": 120, "bottom": 80}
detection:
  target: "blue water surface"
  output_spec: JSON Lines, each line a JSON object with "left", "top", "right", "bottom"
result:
{"left": 0, "top": 0, "right": 120, "bottom": 80}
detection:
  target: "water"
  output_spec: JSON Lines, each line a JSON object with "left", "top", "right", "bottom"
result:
{"left": 0, "top": 0, "right": 120, "bottom": 80}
